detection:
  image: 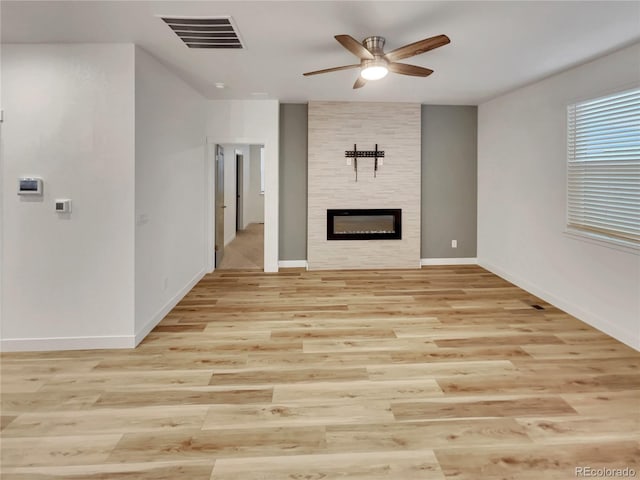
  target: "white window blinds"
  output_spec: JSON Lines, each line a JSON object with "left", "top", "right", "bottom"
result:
{"left": 567, "top": 87, "right": 640, "bottom": 247}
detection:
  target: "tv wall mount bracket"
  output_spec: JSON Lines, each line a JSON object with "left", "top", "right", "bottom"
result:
{"left": 344, "top": 144, "right": 385, "bottom": 181}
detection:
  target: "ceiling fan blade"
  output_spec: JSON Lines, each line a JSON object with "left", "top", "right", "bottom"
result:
{"left": 303, "top": 64, "right": 361, "bottom": 76}
{"left": 388, "top": 63, "right": 434, "bottom": 77}
{"left": 335, "top": 34, "right": 374, "bottom": 60}
{"left": 353, "top": 76, "right": 367, "bottom": 89}
{"left": 384, "top": 34, "right": 450, "bottom": 62}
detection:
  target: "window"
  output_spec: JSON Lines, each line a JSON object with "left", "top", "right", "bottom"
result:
{"left": 567, "top": 87, "right": 640, "bottom": 249}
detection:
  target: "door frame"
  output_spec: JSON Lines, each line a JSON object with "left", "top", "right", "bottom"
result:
{"left": 214, "top": 144, "right": 225, "bottom": 269}
{"left": 235, "top": 152, "right": 243, "bottom": 232}
{"left": 205, "top": 137, "right": 272, "bottom": 273}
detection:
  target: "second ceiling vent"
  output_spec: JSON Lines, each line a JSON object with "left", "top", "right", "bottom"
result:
{"left": 161, "top": 16, "right": 243, "bottom": 49}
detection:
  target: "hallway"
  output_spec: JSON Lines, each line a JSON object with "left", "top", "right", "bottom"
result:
{"left": 218, "top": 223, "right": 264, "bottom": 270}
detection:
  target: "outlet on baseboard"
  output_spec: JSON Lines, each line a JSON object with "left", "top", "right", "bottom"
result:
{"left": 451, "top": 240, "right": 457, "bottom": 248}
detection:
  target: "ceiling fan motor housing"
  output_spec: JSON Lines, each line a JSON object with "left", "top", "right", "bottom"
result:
{"left": 361, "top": 36, "right": 389, "bottom": 70}
{"left": 363, "top": 36, "right": 386, "bottom": 55}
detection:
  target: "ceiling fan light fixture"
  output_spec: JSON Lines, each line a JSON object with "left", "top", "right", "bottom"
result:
{"left": 303, "top": 33, "right": 450, "bottom": 88}
{"left": 361, "top": 65, "right": 388, "bottom": 80}
{"left": 360, "top": 58, "right": 389, "bottom": 81}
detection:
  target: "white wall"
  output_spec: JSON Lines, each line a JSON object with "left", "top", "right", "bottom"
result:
{"left": 478, "top": 43, "right": 640, "bottom": 350}
{"left": 221, "top": 143, "right": 250, "bottom": 245}
{"left": 134, "top": 47, "right": 207, "bottom": 341}
{"left": 206, "top": 100, "right": 279, "bottom": 271}
{"left": 222, "top": 143, "right": 263, "bottom": 237}
{"left": 242, "top": 147, "right": 252, "bottom": 229}
{"left": 247, "top": 145, "right": 265, "bottom": 224}
{"left": 1, "top": 44, "right": 136, "bottom": 350}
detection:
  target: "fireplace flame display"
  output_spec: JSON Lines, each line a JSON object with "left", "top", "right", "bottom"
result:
{"left": 327, "top": 209, "right": 401, "bottom": 240}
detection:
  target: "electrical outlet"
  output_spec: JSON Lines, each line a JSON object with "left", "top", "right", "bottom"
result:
{"left": 346, "top": 158, "right": 352, "bottom": 166}
{"left": 379, "top": 158, "right": 384, "bottom": 166}
{"left": 136, "top": 213, "right": 149, "bottom": 226}
{"left": 451, "top": 240, "right": 457, "bottom": 248}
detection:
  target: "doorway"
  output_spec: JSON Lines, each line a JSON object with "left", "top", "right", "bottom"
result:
{"left": 216, "top": 144, "right": 264, "bottom": 270}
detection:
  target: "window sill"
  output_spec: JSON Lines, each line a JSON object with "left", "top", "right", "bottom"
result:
{"left": 564, "top": 228, "right": 640, "bottom": 256}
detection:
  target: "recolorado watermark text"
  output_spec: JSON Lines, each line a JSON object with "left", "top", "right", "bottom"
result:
{"left": 575, "top": 466, "right": 637, "bottom": 478}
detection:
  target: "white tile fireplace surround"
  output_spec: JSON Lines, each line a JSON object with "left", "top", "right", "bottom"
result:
{"left": 307, "top": 101, "right": 421, "bottom": 270}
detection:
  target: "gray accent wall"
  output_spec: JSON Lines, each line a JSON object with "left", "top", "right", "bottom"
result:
{"left": 278, "top": 103, "right": 477, "bottom": 262}
{"left": 421, "top": 105, "right": 478, "bottom": 258}
{"left": 279, "top": 104, "right": 308, "bottom": 261}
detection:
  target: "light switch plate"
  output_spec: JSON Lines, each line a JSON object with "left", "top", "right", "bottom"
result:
{"left": 55, "top": 199, "right": 72, "bottom": 213}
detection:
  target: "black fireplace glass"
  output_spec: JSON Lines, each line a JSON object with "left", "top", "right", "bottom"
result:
{"left": 327, "top": 209, "right": 401, "bottom": 240}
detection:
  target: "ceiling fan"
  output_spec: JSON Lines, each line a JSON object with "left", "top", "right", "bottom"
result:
{"left": 303, "top": 34, "right": 450, "bottom": 89}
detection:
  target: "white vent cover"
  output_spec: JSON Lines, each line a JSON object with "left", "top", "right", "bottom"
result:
{"left": 160, "top": 16, "right": 243, "bottom": 49}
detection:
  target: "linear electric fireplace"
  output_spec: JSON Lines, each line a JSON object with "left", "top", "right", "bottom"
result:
{"left": 327, "top": 209, "right": 402, "bottom": 240}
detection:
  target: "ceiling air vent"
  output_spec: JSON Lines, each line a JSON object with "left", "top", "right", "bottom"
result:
{"left": 160, "top": 16, "right": 243, "bottom": 49}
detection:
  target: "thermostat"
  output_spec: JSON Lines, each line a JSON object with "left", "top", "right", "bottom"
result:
{"left": 18, "top": 177, "right": 43, "bottom": 195}
{"left": 55, "top": 199, "right": 72, "bottom": 213}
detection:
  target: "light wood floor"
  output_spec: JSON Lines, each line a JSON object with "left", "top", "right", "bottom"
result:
{"left": 218, "top": 223, "right": 264, "bottom": 270}
{"left": 1, "top": 266, "right": 639, "bottom": 479}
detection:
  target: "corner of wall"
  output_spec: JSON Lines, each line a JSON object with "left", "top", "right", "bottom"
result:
{"left": 134, "top": 268, "right": 206, "bottom": 346}
{"left": 134, "top": 44, "right": 208, "bottom": 343}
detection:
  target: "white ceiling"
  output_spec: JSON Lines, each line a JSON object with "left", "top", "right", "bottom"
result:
{"left": 2, "top": 1, "right": 639, "bottom": 104}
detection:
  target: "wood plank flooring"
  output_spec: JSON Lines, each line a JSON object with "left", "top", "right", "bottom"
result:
{"left": 1, "top": 265, "right": 639, "bottom": 479}
{"left": 218, "top": 223, "right": 264, "bottom": 270}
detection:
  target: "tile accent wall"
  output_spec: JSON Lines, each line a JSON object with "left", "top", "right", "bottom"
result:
{"left": 307, "top": 101, "right": 421, "bottom": 270}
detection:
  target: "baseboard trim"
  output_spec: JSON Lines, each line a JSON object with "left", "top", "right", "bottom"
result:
{"left": 134, "top": 268, "right": 206, "bottom": 346}
{"left": 0, "top": 335, "right": 135, "bottom": 352}
{"left": 479, "top": 260, "right": 640, "bottom": 351}
{"left": 278, "top": 260, "right": 308, "bottom": 269}
{"left": 421, "top": 257, "right": 478, "bottom": 266}
{"left": 0, "top": 269, "right": 208, "bottom": 353}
